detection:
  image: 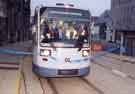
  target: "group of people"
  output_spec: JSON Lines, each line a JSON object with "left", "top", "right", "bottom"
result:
{"left": 41, "top": 21, "right": 89, "bottom": 43}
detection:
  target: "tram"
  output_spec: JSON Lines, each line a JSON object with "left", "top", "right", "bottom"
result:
{"left": 32, "top": 3, "right": 91, "bottom": 77}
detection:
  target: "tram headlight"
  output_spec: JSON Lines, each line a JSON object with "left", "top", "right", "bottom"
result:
{"left": 40, "top": 49, "right": 51, "bottom": 56}
{"left": 82, "top": 50, "right": 89, "bottom": 57}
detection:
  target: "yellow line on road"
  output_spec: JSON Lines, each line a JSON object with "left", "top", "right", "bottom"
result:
{"left": 14, "top": 57, "right": 23, "bottom": 94}
{"left": 15, "top": 69, "right": 22, "bottom": 94}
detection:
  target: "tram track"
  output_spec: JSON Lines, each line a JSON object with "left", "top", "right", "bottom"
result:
{"left": 37, "top": 77, "right": 104, "bottom": 94}
{"left": 79, "top": 77, "right": 104, "bottom": 94}
{"left": 21, "top": 70, "right": 28, "bottom": 94}
{"left": 91, "top": 58, "right": 112, "bottom": 71}
{"left": 91, "top": 51, "right": 125, "bottom": 71}
{"left": 91, "top": 53, "right": 135, "bottom": 81}
{"left": 39, "top": 78, "right": 46, "bottom": 94}
{"left": 39, "top": 78, "right": 59, "bottom": 94}
{"left": 46, "top": 78, "right": 59, "bottom": 94}
{"left": 104, "top": 54, "right": 135, "bottom": 64}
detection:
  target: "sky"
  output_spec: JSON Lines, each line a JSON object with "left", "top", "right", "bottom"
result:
{"left": 31, "top": 0, "right": 111, "bottom": 16}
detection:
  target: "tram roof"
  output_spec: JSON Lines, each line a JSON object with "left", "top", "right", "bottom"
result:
{"left": 41, "top": 6, "right": 89, "bottom": 10}
{"left": 39, "top": 7, "right": 90, "bottom": 21}
{"left": 36, "top": 3, "right": 90, "bottom": 13}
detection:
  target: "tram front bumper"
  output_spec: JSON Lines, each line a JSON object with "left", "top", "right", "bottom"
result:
{"left": 32, "top": 63, "right": 90, "bottom": 77}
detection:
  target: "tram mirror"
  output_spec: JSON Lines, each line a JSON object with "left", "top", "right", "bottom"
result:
{"left": 40, "top": 18, "right": 45, "bottom": 24}
{"left": 32, "top": 32, "right": 37, "bottom": 45}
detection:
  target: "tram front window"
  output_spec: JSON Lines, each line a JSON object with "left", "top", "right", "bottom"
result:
{"left": 40, "top": 20, "right": 89, "bottom": 48}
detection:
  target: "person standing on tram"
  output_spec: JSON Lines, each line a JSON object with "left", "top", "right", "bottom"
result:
{"left": 41, "top": 22, "right": 50, "bottom": 43}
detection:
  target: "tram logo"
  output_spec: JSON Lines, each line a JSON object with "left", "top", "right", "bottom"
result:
{"left": 65, "top": 58, "right": 71, "bottom": 63}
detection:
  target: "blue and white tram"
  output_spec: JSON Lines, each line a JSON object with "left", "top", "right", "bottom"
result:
{"left": 32, "top": 4, "right": 91, "bottom": 77}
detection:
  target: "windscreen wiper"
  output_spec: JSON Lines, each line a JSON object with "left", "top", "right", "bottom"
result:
{"left": 75, "top": 35, "right": 85, "bottom": 51}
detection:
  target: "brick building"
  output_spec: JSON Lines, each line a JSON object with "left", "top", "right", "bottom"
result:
{"left": 111, "top": 0, "right": 135, "bottom": 56}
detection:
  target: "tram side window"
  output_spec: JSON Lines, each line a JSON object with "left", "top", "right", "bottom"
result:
{"left": 41, "top": 21, "right": 51, "bottom": 43}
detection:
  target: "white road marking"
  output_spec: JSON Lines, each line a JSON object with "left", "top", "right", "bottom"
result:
{"left": 112, "top": 69, "right": 127, "bottom": 78}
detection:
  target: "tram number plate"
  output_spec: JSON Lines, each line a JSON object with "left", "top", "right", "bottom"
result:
{"left": 58, "top": 69, "right": 78, "bottom": 75}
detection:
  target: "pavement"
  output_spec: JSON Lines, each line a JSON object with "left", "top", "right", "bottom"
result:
{"left": 0, "top": 41, "right": 32, "bottom": 94}
{"left": 0, "top": 41, "right": 32, "bottom": 67}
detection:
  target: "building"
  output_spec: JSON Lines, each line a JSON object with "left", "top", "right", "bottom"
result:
{"left": 91, "top": 10, "right": 113, "bottom": 42}
{"left": 98, "top": 10, "right": 113, "bottom": 42}
{"left": 7, "top": 0, "right": 31, "bottom": 43}
{"left": 0, "top": 0, "right": 31, "bottom": 45}
{"left": 111, "top": 0, "right": 135, "bottom": 56}
{"left": 90, "top": 16, "right": 100, "bottom": 41}
{"left": 99, "top": 10, "right": 113, "bottom": 30}
{"left": 0, "top": 0, "right": 7, "bottom": 45}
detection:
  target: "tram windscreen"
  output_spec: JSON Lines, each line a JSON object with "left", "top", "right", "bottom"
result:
{"left": 40, "top": 19, "right": 90, "bottom": 48}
